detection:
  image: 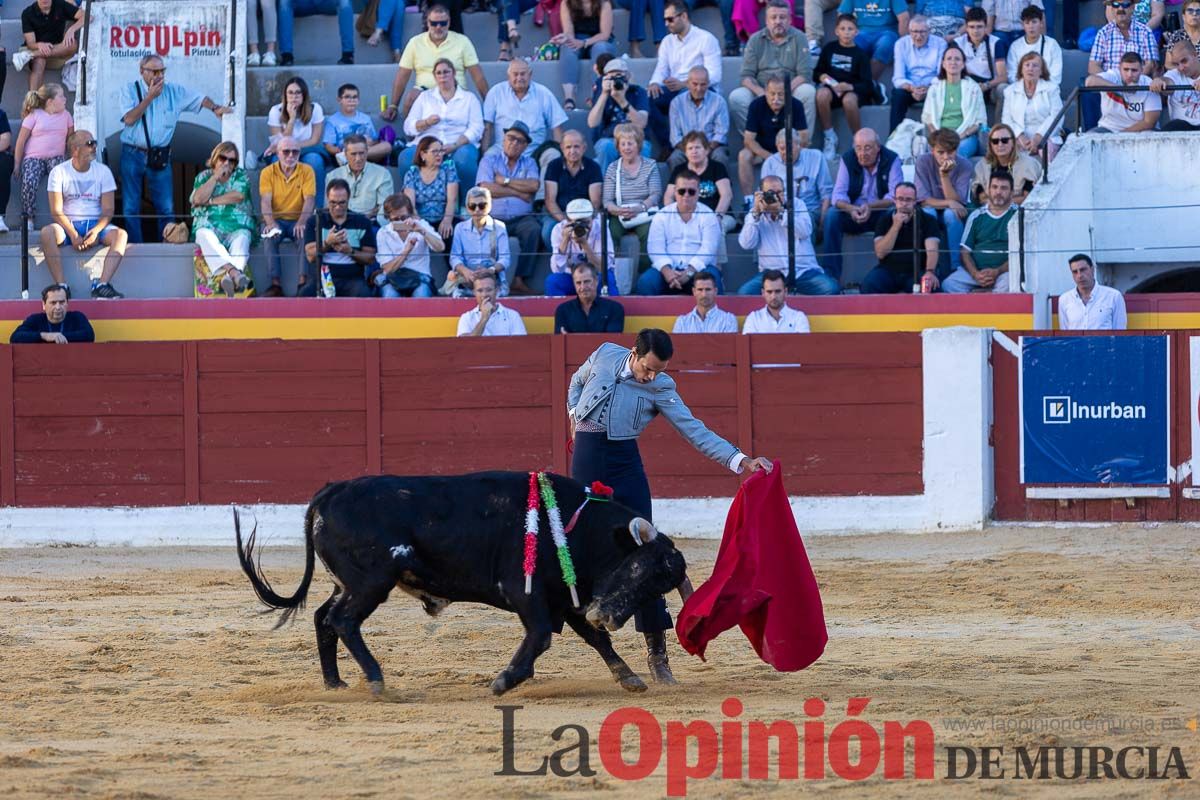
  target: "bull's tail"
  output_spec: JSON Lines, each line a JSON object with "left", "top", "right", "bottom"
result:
{"left": 234, "top": 504, "right": 317, "bottom": 629}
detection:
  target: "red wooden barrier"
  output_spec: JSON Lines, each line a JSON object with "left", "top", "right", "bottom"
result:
{"left": 2, "top": 335, "right": 924, "bottom": 507}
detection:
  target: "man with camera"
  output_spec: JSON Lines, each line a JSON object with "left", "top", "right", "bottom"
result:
{"left": 119, "top": 54, "right": 231, "bottom": 243}
{"left": 737, "top": 175, "right": 838, "bottom": 296}
{"left": 587, "top": 57, "right": 651, "bottom": 172}
{"left": 548, "top": 199, "right": 618, "bottom": 297}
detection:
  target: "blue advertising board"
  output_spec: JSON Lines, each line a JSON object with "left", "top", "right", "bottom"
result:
{"left": 1021, "top": 336, "right": 1169, "bottom": 485}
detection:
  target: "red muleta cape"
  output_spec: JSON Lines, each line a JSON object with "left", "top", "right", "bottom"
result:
{"left": 675, "top": 461, "right": 827, "bottom": 671}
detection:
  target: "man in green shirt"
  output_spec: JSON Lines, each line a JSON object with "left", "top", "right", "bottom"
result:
{"left": 325, "top": 135, "right": 394, "bottom": 228}
{"left": 728, "top": 0, "right": 815, "bottom": 144}
{"left": 944, "top": 170, "right": 1015, "bottom": 293}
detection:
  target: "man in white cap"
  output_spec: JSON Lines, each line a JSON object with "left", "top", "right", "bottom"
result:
{"left": 548, "top": 198, "right": 618, "bottom": 297}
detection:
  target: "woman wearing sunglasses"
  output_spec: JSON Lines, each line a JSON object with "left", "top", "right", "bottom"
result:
{"left": 970, "top": 122, "right": 1042, "bottom": 207}
{"left": 1001, "top": 52, "right": 1063, "bottom": 162}
{"left": 190, "top": 141, "right": 256, "bottom": 297}
{"left": 1165, "top": 0, "right": 1200, "bottom": 69}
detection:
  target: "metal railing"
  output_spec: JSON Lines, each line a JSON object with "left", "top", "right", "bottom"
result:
{"left": 79, "top": 0, "right": 93, "bottom": 106}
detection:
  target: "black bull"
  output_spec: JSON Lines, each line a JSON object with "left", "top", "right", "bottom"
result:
{"left": 235, "top": 472, "right": 695, "bottom": 695}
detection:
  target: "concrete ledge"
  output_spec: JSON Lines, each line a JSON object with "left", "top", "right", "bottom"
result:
{"left": 1026, "top": 486, "right": 1173, "bottom": 500}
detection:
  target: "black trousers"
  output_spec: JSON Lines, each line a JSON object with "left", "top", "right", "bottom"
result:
{"left": 571, "top": 431, "right": 672, "bottom": 633}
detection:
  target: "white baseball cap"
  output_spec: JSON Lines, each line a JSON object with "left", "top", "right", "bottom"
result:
{"left": 565, "top": 199, "right": 594, "bottom": 220}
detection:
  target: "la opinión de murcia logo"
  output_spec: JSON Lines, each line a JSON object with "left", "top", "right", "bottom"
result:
{"left": 109, "top": 24, "right": 223, "bottom": 57}
{"left": 1043, "top": 395, "right": 1148, "bottom": 424}
{"left": 495, "top": 700, "right": 1191, "bottom": 795}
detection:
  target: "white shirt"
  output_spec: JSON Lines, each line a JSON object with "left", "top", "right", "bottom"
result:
{"left": 737, "top": 205, "right": 819, "bottom": 274}
{"left": 650, "top": 24, "right": 723, "bottom": 87}
{"left": 1164, "top": 69, "right": 1200, "bottom": 126}
{"left": 376, "top": 220, "right": 437, "bottom": 277}
{"left": 456, "top": 303, "right": 527, "bottom": 336}
{"left": 954, "top": 33, "right": 1003, "bottom": 84}
{"left": 47, "top": 160, "right": 116, "bottom": 220}
{"left": 1096, "top": 71, "right": 1161, "bottom": 132}
{"left": 1058, "top": 284, "right": 1127, "bottom": 331}
{"left": 742, "top": 305, "right": 811, "bottom": 334}
{"left": 672, "top": 305, "right": 739, "bottom": 334}
{"left": 268, "top": 102, "right": 325, "bottom": 145}
{"left": 646, "top": 203, "right": 721, "bottom": 272}
{"left": 404, "top": 86, "right": 483, "bottom": 147}
{"left": 1005, "top": 34, "right": 1063, "bottom": 87}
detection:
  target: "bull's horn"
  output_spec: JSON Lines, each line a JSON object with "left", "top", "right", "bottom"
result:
{"left": 629, "top": 517, "right": 657, "bottom": 545}
{"left": 677, "top": 574, "right": 695, "bottom": 604}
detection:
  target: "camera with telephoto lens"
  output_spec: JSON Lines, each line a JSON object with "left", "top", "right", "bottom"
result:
{"left": 761, "top": 190, "right": 779, "bottom": 205}
{"left": 611, "top": 75, "right": 627, "bottom": 92}
{"left": 569, "top": 219, "right": 591, "bottom": 238}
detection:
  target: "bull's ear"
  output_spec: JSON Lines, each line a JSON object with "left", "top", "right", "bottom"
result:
{"left": 629, "top": 517, "right": 657, "bottom": 545}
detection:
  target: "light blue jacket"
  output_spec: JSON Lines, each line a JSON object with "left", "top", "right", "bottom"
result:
{"left": 567, "top": 342, "right": 740, "bottom": 467}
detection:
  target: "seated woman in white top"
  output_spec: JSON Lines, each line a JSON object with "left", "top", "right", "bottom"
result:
{"left": 1002, "top": 52, "right": 1064, "bottom": 161}
{"left": 921, "top": 44, "right": 986, "bottom": 158}
{"left": 265, "top": 77, "right": 326, "bottom": 188}
{"left": 371, "top": 193, "right": 445, "bottom": 298}
{"left": 397, "top": 57, "right": 484, "bottom": 190}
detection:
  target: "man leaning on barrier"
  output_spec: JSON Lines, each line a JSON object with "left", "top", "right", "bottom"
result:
{"left": 9, "top": 284, "right": 94, "bottom": 344}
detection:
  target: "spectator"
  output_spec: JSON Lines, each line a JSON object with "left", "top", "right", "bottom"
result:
{"left": 640, "top": 170, "right": 722, "bottom": 295}
{"left": 190, "top": 142, "right": 256, "bottom": 297}
{"left": 371, "top": 194, "right": 445, "bottom": 298}
{"left": 1059, "top": 253, "right": 1128, "bottom": 330}
{"left": 548, "top": 198, "right": 618, "bottom": 295}
{"left": 762, "top": 128, "right": 832, "bottom": 241}
{"left": 259, "top": 136, "right": 317, "bottom": 297}
{"left": 247, "top": 0, "right": 279, "bottom": 66}
{"left": 664, "top": 131, "right": 736, "bottom": 237}
{"left": 1085, "top": 0, "right": 1159, "bottom": 129}
{"left": 647, "top": 0, "right": 723, "bottom": 150}
{"left": 278, "top": 0, "right": 354, "bottom": 66}
{"left": 699, "top": 0, "right": 743, "bottom": 57}
{"left": 971, "top": 122, "right": 1042, "bottom": 205}
{"left": 588, "top": 57, "right": 652, "bottom": 172}
{"left": 119, "top": 55, "right": 231, "bottom": 243}
{"left": 822, "top": 128, "right": 902, "bottom": 282}
{"left": 805, "top": 0, "right": 843, "bottom": 56}
{"left": 41, "top": 131, "right": 127, "bottom": 299}
{"left": 861, "top": 180, "right": 941, "bottom": 294}
{"left": 730, "top": 1, "right": 816, "bottom": 151}
{"left": 327, "top": 135, "right": 393, "bottom": 228}
{"left": 402, "top": 135, "right": 460, "bottom": 244}
{"left": 815, "top": 14, "right": 877, "bottom": 158}
{"left": 324, "top": 84, "right": 391, "bottom": 166}
{"left": 554, "top": 263, "right": 625, "bottom": 333}
{"left": 1154, "top": 40, "right": 1200, "bottom": 130}
{"left": 983, "top": 0, "right": 1045, "bottom": 52}
{"left": 367, "top": 0, "right": 411, "bottom": 62}
{"left": 921, "top": 45, "right": 986, "bottom": 157}
{"left": 264, "top": 77, "right": 326, "bottom": 190}
{"left": 1005, "top": 5, "right": 1062, "bottom": 88}
{"left": 672, "top": 271, "right": 738, "bottom": 332}
{"left": 890, "top": 15, "right": 948, "bottom": 132}
{"left": 14, "top": 82, "right": 72, "bottom": 231}
{"left": 0, "top": 110, "right": 11, "bottom": 235}
{"left": 449, "top": 187, "right": 512, "bottom": 297}
{"left": 482, "top": 59, "right": 567, "bottom": 172}
{"left": 9, "top": 284, "right": 93, "bottom": 343}
{"left": 399, "top": 60, "right": 484, "bottom": 189}
{"left": 457, "top": 272, "right": 527, "bottom": 336}
{"left": 496, "top": 0, "right": 540, "bottom": 61}
{"left": 383, "top": 5, "right": 489, "bottom": 123}
{"left": 955, "top": 6, "right": 1007, "bottom": 108}
{"left": 917, "top": 0, "right": 969, "bottom": 38}
{"left": 13, "top": 0, "right": 83, "bottom": 92}
{"left": 1002, "top": 53, "right": 1064, "bottom": 158}
{"left": 602, "top": 123, "right": 662, "bottom": 275}
{"left": 914, "top": 128, "right": 972, "bottom": 272}
{"left": 737, "top": 175, "right": 836, "bottom": 295}
{"left": 737, "top": 75, "right": 807, "bottom": 209}
{"left": 838, "top": 0, "right": 911, "bottom": 81}
{"left": 613, "top": 0, "right": 668, "bottom": 59}
{"left": 476, "top": 121, "right": 542, "bottom": 295}
{"left": 301, "top": 179, "right": 377, "bottom": 297}
{"left": 554, "top": 0, "right": 619, "bottom": 109}
{"left": 742, "top": 269, "right": 811, "bottom": 333}
{"left": 668, "top": 67, "right": 731, "bottom": 168}
{"left": 1086, "top": 51, "right": 1161, "bottom": 132}
{"left": 1164, "top": 0, "right": 1200, "bottom": 71}
{"left": 542, "top": 129, "right": 603, "bottom": 247}
{"left": 943, "top": 170, "right": 1015, "bottom": 293}
{"left": 1133, "top": 0, "right": 1166, "bottom": 36}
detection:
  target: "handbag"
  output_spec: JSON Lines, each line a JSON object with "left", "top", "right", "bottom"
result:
{"left": 134, "top": 82, "right": 171, "bottom": 170}
{"left": 615, "top": 164, "right": 656, "bottom": 229}
{"left": 388, "top": 267, "right": 425, "bottom": 293}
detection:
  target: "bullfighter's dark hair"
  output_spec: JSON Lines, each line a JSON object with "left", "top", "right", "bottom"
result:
{"left": 635, "top": 328, "right": 674, "bottom": 361}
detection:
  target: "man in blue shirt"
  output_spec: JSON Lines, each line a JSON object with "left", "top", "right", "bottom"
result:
{"left": 9, "top": 285, "right": 94, "bottom": 343}
{"left": 119, "top": 55, "right": 230, "bottom": 243}
{"left": 587, "top": 57, "right": 652, "bottom": 172}
{"left": 475, "top": 121, "right": 542, "bottom": 295}
{"left": 482, "top": 59, "right": 568, "bottom": 168}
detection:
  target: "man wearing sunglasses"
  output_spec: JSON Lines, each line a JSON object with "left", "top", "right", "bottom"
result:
{"left": 1084, "top": 0, "right": 1160, "bottom": 128}
{"left": 647, "top": 0, "right": 722, "bottom": 152}
{"left": 640, "top": 170, "right": 722, "bottom": 295}
{"left": 40, "top": 131, "right": 127, "bottom": 299}
{"left": 118, "top": 54, "right": 231, "bottom": 243}
{"left": 383, "top": 4, "right": 489, "bottom": 123}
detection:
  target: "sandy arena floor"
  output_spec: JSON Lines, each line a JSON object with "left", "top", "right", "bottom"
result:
{"left": 0, "top": 524, "right": 1197, "bottom": 798}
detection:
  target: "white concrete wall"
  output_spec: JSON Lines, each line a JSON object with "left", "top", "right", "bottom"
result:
{"left": 0, "top": 328, "right": 997, "bottom": 544}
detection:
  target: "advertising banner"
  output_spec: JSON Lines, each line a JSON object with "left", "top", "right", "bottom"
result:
{"left": 1020, "top": 336, "right": 1169, "bottom": 485}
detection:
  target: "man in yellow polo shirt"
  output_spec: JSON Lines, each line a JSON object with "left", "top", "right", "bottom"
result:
{"left": 259, "top": 136, "right": 317, "bottom": 297}
{"left": 382, "top": 3, "right": 489, "bottom": 122}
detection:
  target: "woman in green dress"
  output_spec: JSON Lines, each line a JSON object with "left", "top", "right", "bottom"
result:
{"left": 191, "top": 142, "right": 258, "bottom": 297}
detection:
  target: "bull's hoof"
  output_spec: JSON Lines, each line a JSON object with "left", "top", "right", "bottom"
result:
{"left": 616, "top": 671, "right": 647, "bottom": 693}
{"left": 490, "top": 673, "right": 512, "bottom": 696}
{"left": 368, "top": 680, "right": 386, "bottom": 696}
{"left": 324, "top": 679, "right": 349, "bottom": 690}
